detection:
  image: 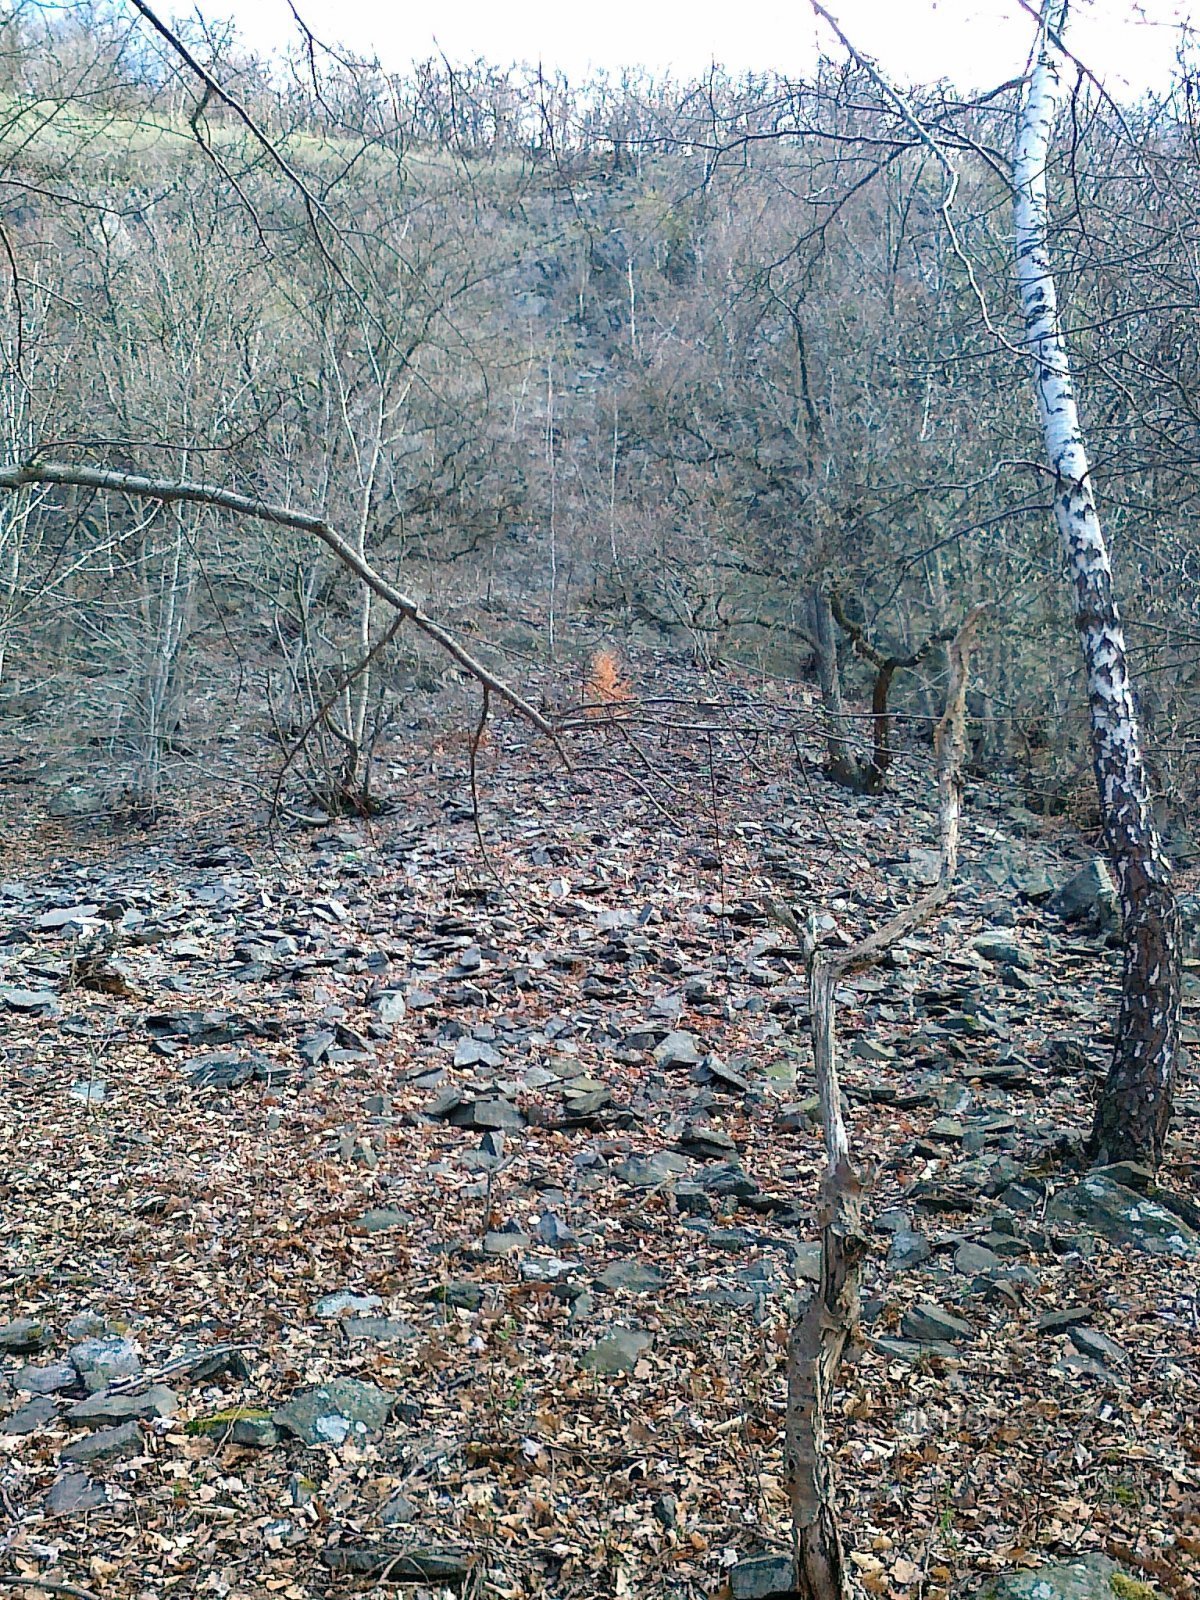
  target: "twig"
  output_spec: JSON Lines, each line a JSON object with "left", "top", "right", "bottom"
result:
{"left": 0, "top": 1578, "right": 104, "bottom": 1600}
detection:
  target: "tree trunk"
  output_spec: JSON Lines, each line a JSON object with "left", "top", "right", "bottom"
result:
{"left": 1013, "top": 0, "right": 1180, "bottom": 1168}
{"left": 807, "top": 586, "right": 864, "bottom": 789}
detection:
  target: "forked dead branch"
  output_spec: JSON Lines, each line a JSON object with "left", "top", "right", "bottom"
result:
{"left": 786, "top": 606, "right": 985, "bottom": 1600}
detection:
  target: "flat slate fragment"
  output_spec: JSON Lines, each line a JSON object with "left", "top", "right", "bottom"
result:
{"left": 273, "top": 1378, "right": 393, "bottom": 1445}
{"left": 320, "top": 1543, "right": 472, "bottom": 1584}
{"left": 978, "top": 1552, "right": 1133, "bottom": 1600}
{"left": 1047, "top": 1173, "right": 1198, "bottom": 1256}
{"left": 66, "top": 1385, "right": 177, "bottom": 1428}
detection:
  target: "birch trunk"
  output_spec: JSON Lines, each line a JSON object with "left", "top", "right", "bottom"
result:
{"left": 1013, "top": 0, "right": 1180, "bottom": 1167}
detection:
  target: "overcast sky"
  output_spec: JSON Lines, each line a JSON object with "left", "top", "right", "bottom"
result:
{"left": 209, "top": 0, "right": 1193, "bottom": 95}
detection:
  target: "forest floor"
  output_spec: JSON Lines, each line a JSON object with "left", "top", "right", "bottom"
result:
{"left": 0, "top": 657, "right": 1197, "bottom": 1600}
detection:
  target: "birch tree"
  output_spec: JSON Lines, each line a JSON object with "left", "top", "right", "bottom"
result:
{"left": 1013, "top": 0, "right": 1181, "bottom": 1167}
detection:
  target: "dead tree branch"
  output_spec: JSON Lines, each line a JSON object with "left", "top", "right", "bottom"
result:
{"left": 0, "top": 459, "right": 564, "bottom": 754}
{"left": 785, "top": 604, "right": 985, "bottom": 1600}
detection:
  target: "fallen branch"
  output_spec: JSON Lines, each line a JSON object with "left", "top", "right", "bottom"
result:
{"left": 785, "top": 605, "right": 985, "bottom": 1600}
{"left": 0, "top": 459, "right": 565, "bottom": 760}
{"left": 0, "top": 1578, "right": 104, "bottom": 1600}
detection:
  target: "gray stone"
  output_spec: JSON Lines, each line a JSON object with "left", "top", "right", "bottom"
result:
{"left": 954, "top": 1242, "right": 1003, "bottom": 1276}
{"left": 596, "top": 1261, "right": 666, "bottom": 1293}
{"left": 1035, "top": 1307, "right": 1093, "bottom": 1335}
{"left": 428, "top": 1281, "right": 484, "bottom": 1310}
{"left": 0, "top": 987, "right": 59, "bottom": 1014}
{"left": 356, "top": 1208, "right": 409, "bottom": 1234}
{"left": 888, "top": 1231, "right": 931, "bottom": 1272}
{"left": 13, "top": 1361, "right": 77, "bottom": 1395}
{"left": 454, "top": 1037, "right": 502, "bottom": 1069}
{"left": 380, "top": 1491, "right": 417, "bottom": 1525}
{"left": 342, "top": 1317, "right": 417, "bottom": 1343}
{"left": 1069, "top": 1326, "right": 1128, "bottom": 1368}
{"left": 69, "top": 1336, "right": 142, "bottom": 1393}
{"left": 654, "top": 1030, "right": 701, "bottom": 1067}
{"left": 60, "top": 1420, "right": 143, "bottom": 1464}
{"left": 69, "top": 1079, "right": 107, "bottom": 1104}
{"left": 483, "top": 1228, "right": 530, "bottom": 1257}
{"left": 973, "top": 934, "right": 1034, "bottom": 970}
{"left": 612, "top": 1151, "right": 688, "bottom": 1188}
{"left": 374, "top": 991, "right": 407, "bottom": 1025}
{"left": 977, "top": 1553, "right": 1134, "bottom": 1600}
{"left": 38, "top": 904, "right": 100, "bottom": 930}
{"left": 900, "top": 1302, "right": 975, "bottom": 1344}
{"left": 0, "top": 1312, "right": 51, "bottom": 1350}
{"left": 730, "top": 1552, "right": 794, "bottom": 1598}
{"left": 66, "top": 1386, "right": 177, "bottom": 1428}
{"left": 46, "top": 1471, "right": 108, "bottom": 1515}
{"left": 874, "top": 1335, "right": 959, "bottom": 1362}
{"left": 273, "top": 1379, "right": 393, "bottom": 1446}
{"left": 1049, "top": 861, "right": 1119, "bottom": 928}
{"left": 3, "top": 1395, "right": 57, "bottom": 1434}
{"left": 1047, "top": 1174, "right": 1198, "bottom": 1257}
{"left": 581, "top": 1329, "right": 652, "bottom": 1374}
{"left": 186, "top": 1406, "right": 279, "bottom": 1446}
{"left": 314, "top": 1291, "right": 384, "bottom": 1320}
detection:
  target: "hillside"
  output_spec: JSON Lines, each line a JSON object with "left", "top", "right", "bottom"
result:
{"left": 1, "top": 657, "right": 1197, "bottom": 1600}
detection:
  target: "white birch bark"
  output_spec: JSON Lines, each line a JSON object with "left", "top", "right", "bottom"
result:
{"left": 1013, "top": 0, "right": 1180, "bottom": 1164}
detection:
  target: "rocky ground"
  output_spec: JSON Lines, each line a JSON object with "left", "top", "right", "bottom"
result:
{"left": 0, "top": 660, "right": 1197, "bottom": 1600}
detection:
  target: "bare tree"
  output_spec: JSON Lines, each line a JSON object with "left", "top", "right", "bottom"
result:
{"left": 1013, "top": 0, "right": 1181, "bottom": 1166}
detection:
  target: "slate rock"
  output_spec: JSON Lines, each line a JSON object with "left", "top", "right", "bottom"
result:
{"left": 677, "top": 1122, "right": 737, "bottom": 1161}
{"left": 70, "top": 1335, "right": 142, "bottom": 1393}
{"left": 380, "top": 1491, "right": 417, "bottom": 1525}
{"left": 977, "top": 1553, "right": 1135, "bottom": 1600}
{"left": 483, "top": 1227, "right": 530, "bottom": 1257}
{"left": 314, "top": 1291, "right": 384, "bottom": 1320}
{"left": 654, "top": 1030, "right": 702, "bottom": 1067}
{"left": 581, "top": 1329, "right": 652, "bottom": 1374}
{"left": 1046, "top": 1173, "right": 1198, "bottom": 1256}
{"left": 973, "top": 933, "right": 1035, "bottom": 970}
{"left": 954, "top": 1242, "right": 1003, "bottom": 1276}
{"left": 66, "top": 1385, "right": 177, "bottom": 1428}
{"left": 3, "top": 1395, "right": 57, "bottom": 1434}
{"left": 0, "top": 987, "right": 60, "bottom": 1013}
{"left": 613, "top": 1151, "right": 688, "bottom": 1188}
{"left": 183, "top": 1052, "right": 255, "bottom": 1089}
{"left": 343, "top": 1317, "right": 417, "bottom": 1343}
{"left": 1068, "top": 1326, "right": 1129, "bottom": 1367}
{"left": 186, "top": 1406, "right": 279, "bottom": 1446}
{"left": 1035, "top": 1306, "right": 1093, "bottom": 1335}
{"left": 448, "top": 1096, "right": 526, "bottom": 1133}
{"left": 273, "top": 1379, "right": 393, "bottom": 1446}
{"left": 356, "top": 1208, "right": 409, "bottom": 1234}
{"left": 14, "top": 1361, "right": 78, "bottom": 1395}
{"left": 1049, "top": 861, "right": 1119, "bottom": 928}
{"left": 60, "top": 1420, "right": 143, "bottom": 1464}
{"left": 320, "top": 1545, "right": 471, "bottom": 1584}
{"left": 374, "top": 991, "right": 407, "bottom": 1024}
{"left": 888, "top": 1230, "right": 932, "bottom": 1272}
{"left": 900, "top": 1302, "right": 975, "bottom": 1344}
{"left": 730, "top": 1552, "right": 794, "bottom": 1598}
{"left": 428, "top": 1281, "right": 484, "bottom": 1311}
{"left": 596, "top": 1261, "right": 666, "bottom": 1293}
{"left": 46, "top": 1471, "right": 109, "bottom": 1515}
{"left": 561, "top": 1077, "right": 613, "bottom": 1116}
{"left": 454, "top": 1037, "right": 502, "bottom": 1069}
{"left": 37, "top": 904, "right": 100, "bottom": 930}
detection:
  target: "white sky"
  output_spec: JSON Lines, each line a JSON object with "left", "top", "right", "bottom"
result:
{"left": 210, "top": 0, "right": 1195, "bottom": 95}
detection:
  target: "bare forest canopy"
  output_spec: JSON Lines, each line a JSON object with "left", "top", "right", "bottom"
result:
{"left": 1, "top": 0, "right": 1199, "bottom": 830}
